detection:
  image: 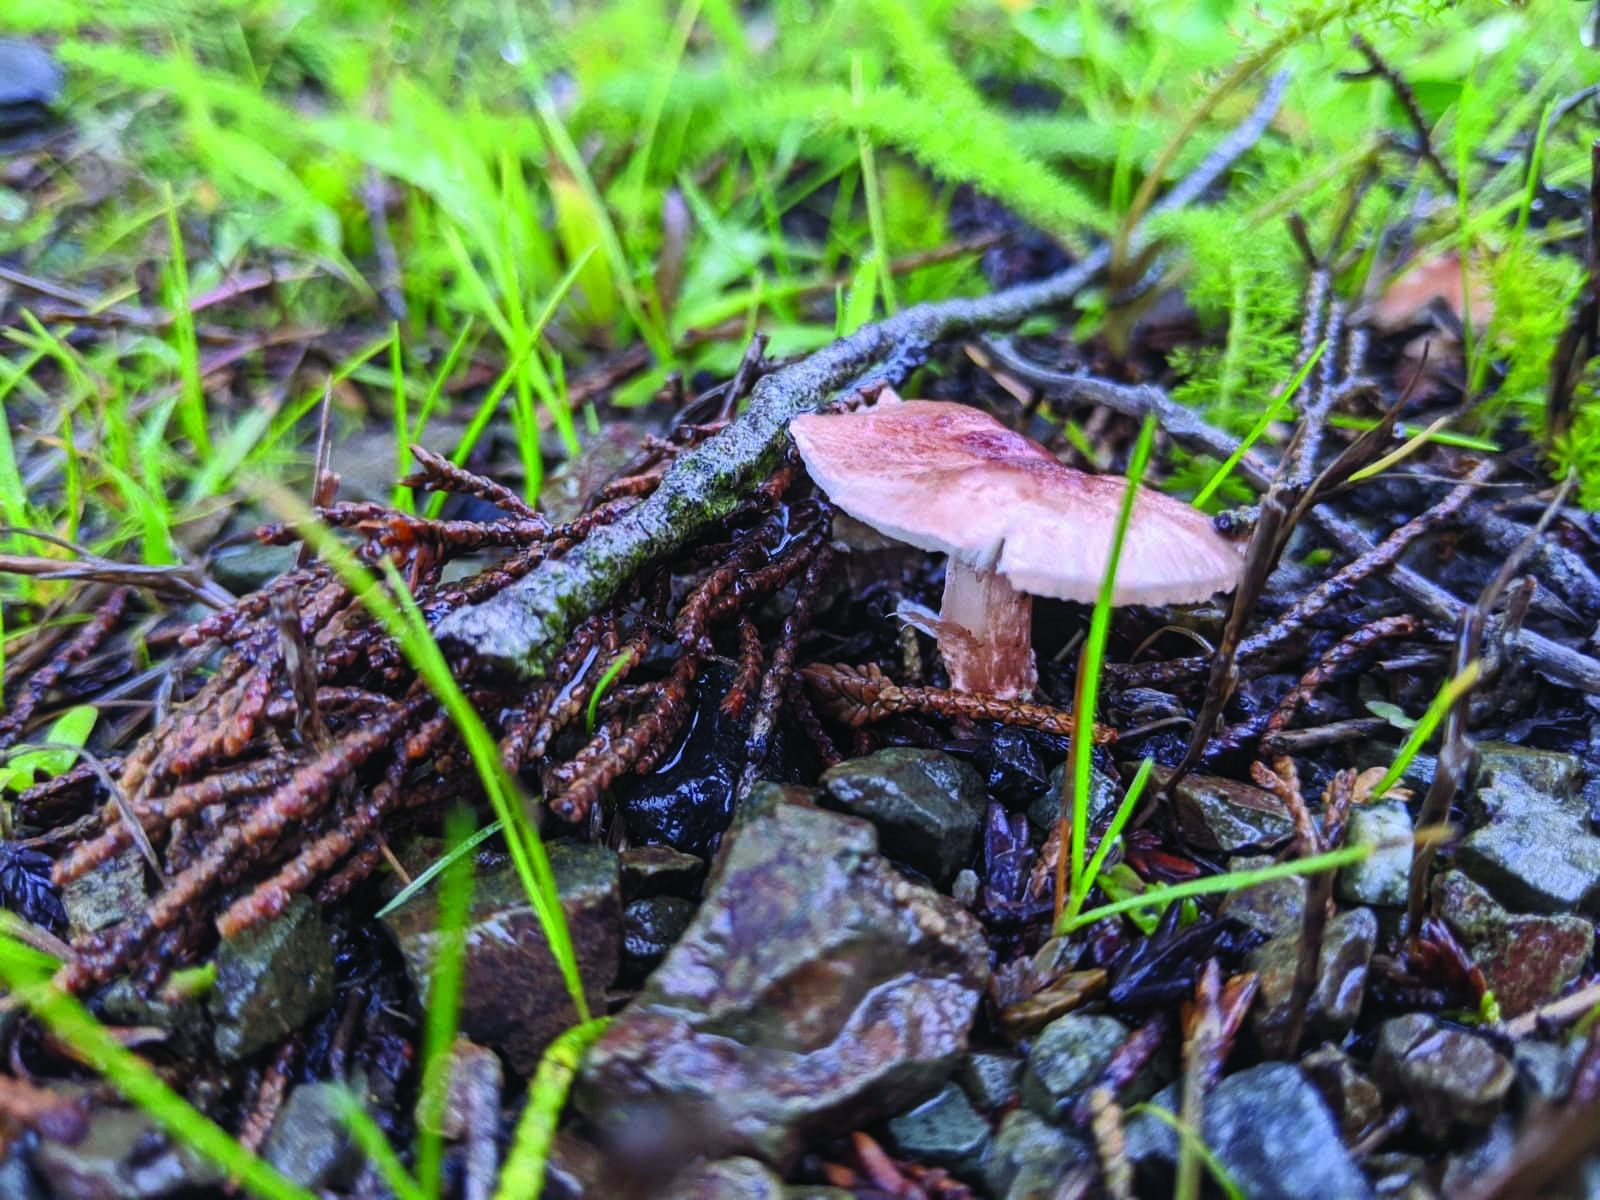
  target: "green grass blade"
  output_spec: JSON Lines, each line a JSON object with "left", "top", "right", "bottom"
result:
{"left": 415, "top": 807, "right": 477, "bottom": 1199}
{"left": 1063, "top": 843, "right": 1374, "bottom": 932}
{"left": 1059, "top": 414, "right": 1156, "bottom": 933}
{"left": 161, "top": 186, "right": 209, "bottom": 460}
{"left": 1193, "top": 341, "right": 1325, "bottom": 508}
{"left": 493, "top": 1018, "right": 609, "bottom": 1200}
{"left": 376, "top": 819, "right": 504, "bottom": 920}
{"left": 586, "top": 648, "right": 637, "bottom": 737}
{"left": 390, "top": 322, "right": 413, "bottom": 514}
{"left": 851, "top": 53, "right": 896, "bottom": 315}
{"left": 1073, "top": 755, "right": 1155, "bottom": 913}
{"left": 1368, "top": 659, "right": 1482, "bottom": 804}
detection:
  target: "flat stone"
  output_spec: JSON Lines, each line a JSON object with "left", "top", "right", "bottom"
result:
{"left": 262, "top": 1083, "right": 363, "bottom": 1191}
{"left": 1372, "top": 1014, "right": 1513, "bottom": 1143}
{"left": 884, "top": 1082, "right": 990, "bottom": 1179}
{"left": 1023, "top": 1014, "right": 1158, "bottom": 1123}
{"left": 577, "top": 784, "right": 990, "bottom": 1169}
{"left": 1163, "top": 769, "right": 1294, "bottom": 853}
{"left": 980, "top": 1109, "right": 1091, "bottom": 1200}
{"left": 820, "top": 748, "right": 985, "bottom": 883}
{"left": 1125, "top": 1064, "right": 1371, "bottom": 1200}
{"left": 1247, "top": 908, "right": 1377, "bottom": 1055}
{"left": 960, "top": 1051, "right": 1022, "bottom": 1111}
{"left": 384, "top": 842, "right": 620, "bottom": 1073}
{"left": 1457, "top": 744, "right": 1600, "bottom": 914}
{"left": 1474, "top": 743, "right": 1583, "bottom": 800}
{"left": 1432, "top": 871, "right": 1593, "bottom": 1017}
{"left": 1337, "top": 800, "right": 1413, "bottom": 907}
{"left": 207, "top": 896, "right": 334, "bottom": 1061}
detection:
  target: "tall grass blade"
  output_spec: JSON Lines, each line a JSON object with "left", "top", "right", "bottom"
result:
{"left": 493, "top": 1018, "right": 609, "bottom": 1200}
{"left": 1057, "top": 415, "right": 1156, "bottom": 932}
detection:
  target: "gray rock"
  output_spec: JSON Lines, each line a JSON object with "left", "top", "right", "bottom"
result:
{"left": 1458, "top": 744, "right": 1600, "bottom": 914}
{"left": 1337, "top": 800, "right": 1413, "bottom": 907}
{"left": 663, "top": 1156, "right": 785, "bottom": 1199}
{"left": 1300, "top": 1043, "right": 1383, "bottom": 1141}
{"left": 1165, "top": 769, "right": 1294, "bottom": 853}
{"left": 262, "top": 1083, "right": 363, "bottom": 1191}
{"left": 960, "top": 1052, "right": 1022, "bottom": 1111}
{"left": 1022, "top": 1014, "right": 1132, "bottom": 1123}
{"left": 1125, "top": 1064, "right": 1371, "bottom": 1200}
{"left": 1372, "top": 1014, "right": 1513, "bottom": 1143}
{"left": 577, "top": 784, "right": 990, "bottom": 1169}
{"left": 62, "top": 846, "right": 146, "bottom": 942}
{"left": 1221, "top": 854, "right": 1307, "bottom": 938}
{"left": 1432, "top": 871, "right": 1593, "bottom": 1017}
{"left": 1032, "top": 762, "right": 1118, "bottom": 833}
{"left": 622, "top": 895, "right": 695, "bottom": 982}
{"left": 1248, "top": 908, "right": 1377, "bottom": 1054}
{"left": 385, "top": 842, "right": 619, "bottom": 1074}
{"left": 32, "top": 1108, "right": 223, "bottom": 1199}
{"left": 207, "top": 895, "right": 334, "bottom": 1061}
{"left": 980, "top": 1109, "right": 1092, "bottom": 1200}
{"left": 1474, "top": 743, "right": 1583, "bottom": 799}
{"left": 820, "top": 748, "right": 985, "bottom": 883}
{"left": 883, "top": 1082, "right": 990, "bottom": 1179}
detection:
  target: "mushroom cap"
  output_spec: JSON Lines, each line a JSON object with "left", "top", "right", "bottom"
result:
{"left": 790, "top": 396, "right": 1245, "bottom": 606}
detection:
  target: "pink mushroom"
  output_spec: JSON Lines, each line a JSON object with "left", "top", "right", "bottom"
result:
{"left": 789, "top": 392, "right": 1245, "bottom": 698}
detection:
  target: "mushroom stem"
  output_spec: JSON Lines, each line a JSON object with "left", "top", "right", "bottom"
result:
{"left": 938, "top": 553, "right": 1037, "bottom": 699}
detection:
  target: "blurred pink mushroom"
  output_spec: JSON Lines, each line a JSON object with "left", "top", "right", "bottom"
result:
{"left": 789, "top": 391, "right": 1245, "bottom": 699}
